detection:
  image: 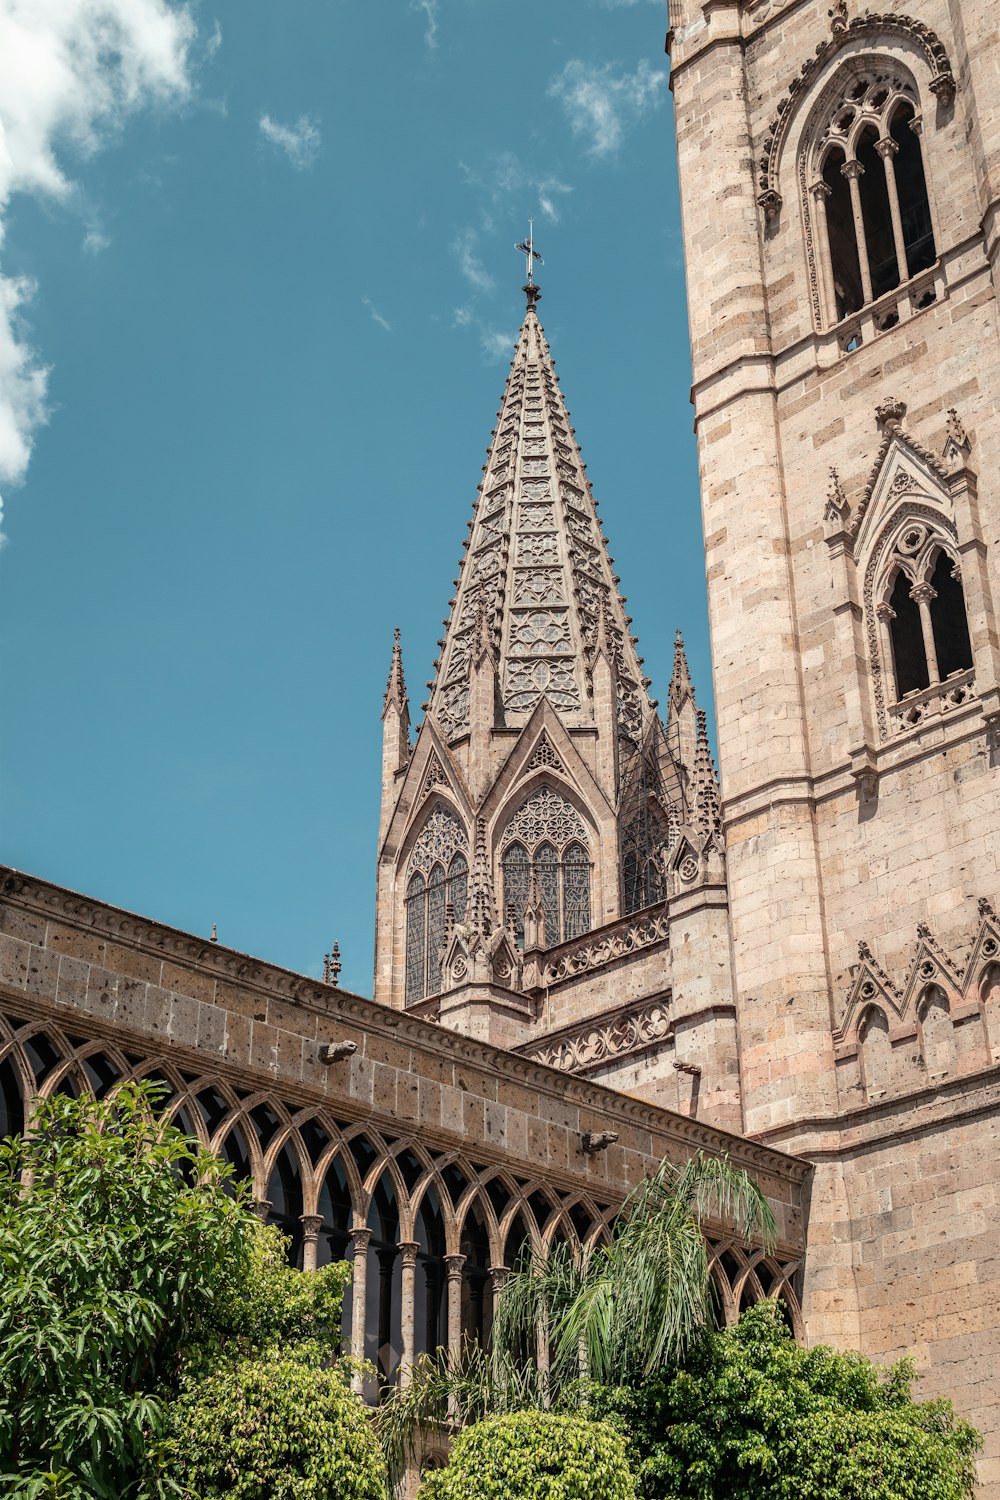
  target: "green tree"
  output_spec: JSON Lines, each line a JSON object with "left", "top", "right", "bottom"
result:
{"left": 419, "top": 1411, "right": 635, "bottom": 1500}
{"left": 155, "top": 1356, "right": 387, "bottom": 1500}
{"left": 0, "top": 1083, "right": 374, "bottom": 1500}
{"left": 608, "top": 1299, "right": 980, "bottom": 1500}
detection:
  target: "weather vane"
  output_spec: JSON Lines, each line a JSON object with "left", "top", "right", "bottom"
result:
{"left": 515, "top": 221, "right": 544, "bottom": 306}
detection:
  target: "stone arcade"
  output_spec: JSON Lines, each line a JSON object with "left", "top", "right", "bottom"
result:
{"left": 4, "top": 0, "right": 1000, "bottom": 1491}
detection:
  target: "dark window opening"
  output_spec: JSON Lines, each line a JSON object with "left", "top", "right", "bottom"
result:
{"left": 888, "top": 570, "right": 930, "bottom": 697}
{"left": 823, "top": 147, "right": 864, "bottom": 319}
{"left": 929, "top": 551, "right": 973, "bottom": 680}
{"left": 857, "top": 127, "right": 899, "bottom": 299}
{"left": 890, "top": 102, "right": 936, "bottom": 276}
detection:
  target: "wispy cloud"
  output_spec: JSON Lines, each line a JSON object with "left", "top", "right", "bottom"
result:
{"left": 83, "top": 228, "right": 112, "bottom": 256}
{"left": 259, "top": 113, "right": 322, "bottom": 170}
{"left": 362, "top": 295, "right": 391, "bottom": 332}
{"left": 548, "top": 58, "right": 665, "bottom": 158}
{"left": 0, "top": 0, "right": 199, "bottom": 535}
{"left": 453, "top": 228, "right": 495, "bottom": 294}
{"left": 479, "top": 326, "right": 515, "bottom": 363}
{"left": 411, "top": 0, "right": 439, "bottom": 51}
{"left": 459, "top": 152, "right": 572, "bottom": 225}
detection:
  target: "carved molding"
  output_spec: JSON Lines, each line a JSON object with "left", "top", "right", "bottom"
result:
{"left": 522, "top": 995, "right": 672, "bottom": 1073}
{"left": 758, "top": 12, "right": 958, "bottom": 216}
{"left": 538, "top": 907, "right": 670, "bottom": 987}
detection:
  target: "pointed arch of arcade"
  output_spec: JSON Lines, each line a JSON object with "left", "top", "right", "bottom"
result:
{"left": 0, "top": 1013, "right": 803, "bottom": 1401}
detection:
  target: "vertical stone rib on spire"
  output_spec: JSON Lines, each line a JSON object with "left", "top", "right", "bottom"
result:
{"left": 466, "top": 818, "right": 499, "bottom": 939}
{"left": 693, "top": 709, "right": 722, "bottom": 841}
{"left": 427, "top": 303, "right": 652, "bottom": 744}
{"left": 668, "top": 630, "right": 694, "bottom": 711}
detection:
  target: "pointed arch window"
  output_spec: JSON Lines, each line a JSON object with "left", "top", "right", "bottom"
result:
{"left": 871, "top": 524, "right": 975, "bottom": 733}
{"left": 807, "top": 69, "right": 937, "bottom": 330}
{"left": 499, "top": 787, "right": 591, "bottom": 949}
{"left": 404, "top": 804, "right": 469, "bottom": 1004}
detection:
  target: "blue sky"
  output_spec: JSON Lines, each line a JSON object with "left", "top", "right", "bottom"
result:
{"left": 0, "top": 0, "right": 708, "bottom": 994}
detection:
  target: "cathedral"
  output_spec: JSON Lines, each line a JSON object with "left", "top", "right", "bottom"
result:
{"left": 3, "top": 0, "right": 1000, "bottom": 1491}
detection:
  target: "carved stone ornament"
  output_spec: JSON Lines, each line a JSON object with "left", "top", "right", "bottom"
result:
{"left": 875, "top": 398, "right": 907, "bottom": 434}
{"left": 757, "top": 13, "right": 958, "bottom": 214}
{"left": 524, "top": 994, "right": 672, "bottom": 1073}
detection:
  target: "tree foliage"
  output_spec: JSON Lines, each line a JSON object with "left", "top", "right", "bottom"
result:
{"left": 605, "top": 1299, "right": 981, "bottom": 1500}
{"left": 419, "top": 1411, "right": 635, "bottom": 1500}
{"left": 155, "top": 1356, "right": 387, "bottom": 1500}
{"left": 0, "top": 1083, "right": 375, "bottom": 1500}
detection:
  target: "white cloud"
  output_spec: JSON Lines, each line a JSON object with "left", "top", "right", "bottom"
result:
{"left": 0, "top": 0, "right": 198, "bottom": 518}
{"left": 362, "top": 294, "right": 391, "bottom": 333}
{"left": 258, "top": 113, "right": 321, "bottom": 170}
{"left": 548, "top": 57, "right": 665, "bottom": 158}
{"left": 453, "top": 228, "right": 494, "bottom": 294}
{"left": 479, "top": 326, "right": 515, "bottom": 363}
{"left": 82, "top": 228, "right": 111, "bottom": 255}
{"left": 459, "top": 151, "right": 572, "bottom": 226}
{"left": 411, "top": 0, "right": 439, "bottom": 51}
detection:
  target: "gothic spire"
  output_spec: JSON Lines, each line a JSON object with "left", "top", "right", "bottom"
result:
{"left": 383, "top": 626, "right": 410, "bottom": 726}
{"left": 427, "top": 298, "right": 653, "bottom": 745}
{"left": 668, "top": 630, "right": 694, "bottom": 711}
{"left": 693, "top": 708, "right": 722, "bottom": 841}
{"left": 466, "top": 818, "right": 500, "bottom": 939}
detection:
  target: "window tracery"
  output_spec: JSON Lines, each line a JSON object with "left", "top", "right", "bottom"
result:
{"left": 869, "top": 520, "right": 974, "bottom": 734}
{"left": 808, "top": 69, "right": 936, "bottom": 329}
{"left": 499, "top": 787, "right": 591, "bottom": 948}
{"left": 405, "top": 805, "right": 469, "bottom": 1004}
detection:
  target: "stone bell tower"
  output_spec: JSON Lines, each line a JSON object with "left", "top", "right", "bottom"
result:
{"left": 668, "top": 0, "right": 1000, "bottom": 1480}
{"left": 371, "top": 270, "right": 740, "bottom": 1126}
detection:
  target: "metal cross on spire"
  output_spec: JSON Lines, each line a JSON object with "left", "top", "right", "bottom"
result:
{"left": 515, "top": 220, "right": 543, "bottom": 307}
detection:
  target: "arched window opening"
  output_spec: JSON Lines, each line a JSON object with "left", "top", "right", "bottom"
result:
{"left": 367, "top": 1174, "right": 402, "bottom": 1399}
{"left": 461, "top": 1201, "right": 492, "bottom": 1348}
{"left": 219, "top": 1121, "right": 253, "bottom": 1193}
{"left": 317, "top": 1157, "right": 354, "bottom": 1266}
{"left": 404, "top": 804, "right": 469, "bottom": 1004}
{"left": 890, "top": 102, "right": 935, "bottom": 275}
{"left": 621, "top": 811, "right": 669, "bottom": 916}
{"left": 499, "top": 787, "right": 592, "bottom": 949}
{"left": 81, "top": 1052, "right": 120, "bottom": 1100}
{"left": 887, "top": 569, "right": 929, "bottom": 697}
{"left": 414, "top": 1184, "right": 447, "bottom": 1362}
{"left": 856, "top": 126, "right": 899, "bottom": 299}
{"left": 23, "top": 1034, "right": 62, "bottom": 1088}
{"left": 0, "top": 1056, "right": 24, "bottom": 1141}
{"left": 196, "top": 1084, "right": 231, "bottom": 1139}
{"left": 928, "top": 552, "right": 973, "bottom": 681}
{"left": 266, "top": 1143, "right": 304, "bottom": 1267}
{"left": 822, "top": 146, "right": 864, "bottom": 320}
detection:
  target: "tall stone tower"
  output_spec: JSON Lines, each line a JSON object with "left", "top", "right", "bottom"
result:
{"left": 668, "top": 0, "right": 1000, "bottom": 1483}
{"left": 372, "top": 279, "right": 740, "bottom": 1125}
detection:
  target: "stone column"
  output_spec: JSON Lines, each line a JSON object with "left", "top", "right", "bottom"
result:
{"left": 841, "top": 160, "right": 873, "bottom": 305}
{"left": 251, "top": 1199, "right": 272, "bottom": 1222}
{"left": 445, "top": 1253, "right": 466, "bottom": 1359}
{"left": 445, "top": 1253, "right": 467, "bottom": 1418}
{"left": 300, "top": 1214, "right": 323, "bottom": 1273}
{"left": 911, "top": 581, "right": 941, "bottom": 684}
{"left": 348, "top": 1226, "right": 372, "bottom": 1395}
{"left": 537, "top": 1308, "right": 551, "bottom": 1407}
{"left": 875, "top": 137, "right": 909, "bottom": 284}
{"left": 876, "top": 601, "right": 898, "bottom": 702}
{"left": 398, "top": 1241, "right": 421, "bottom": 1386}
{"left": 810, "top": 180, "right": 839, "bottom": 323}
{"left": 487, "top": 1264, "right": 508, "bottom": 1318}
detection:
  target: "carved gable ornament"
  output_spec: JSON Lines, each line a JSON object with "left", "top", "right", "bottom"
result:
{"left": 851, "top": 429, "right": 953, "bottom": 559}
{"left": 757, "top": 12, "right": 957, "bottom": 219}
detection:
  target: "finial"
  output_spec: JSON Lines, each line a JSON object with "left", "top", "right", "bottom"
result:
{"left": 383, "top": 627, "right": 410, "bottom": 721}
{"left": 669, "top": 629, "right": 694, "bottom": 708}
{"left": 210, "top": 922, "right": 217, "bottom": 943}
{"left": 323, "top": 942, "right": 342, "bottom": 987}
{"left": 515, "top": 219, "right": 543, "bottom": 309}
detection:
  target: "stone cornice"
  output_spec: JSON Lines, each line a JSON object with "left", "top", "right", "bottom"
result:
{"left": 0, "top": 866, "right": 809, "bottom": 1185}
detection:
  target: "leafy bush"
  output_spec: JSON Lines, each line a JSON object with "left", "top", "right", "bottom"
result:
{"left": 0, "top": 1083, "right": 365, "bottom": 1500}
{"left": 610, "top": 1299, "right": 980, "bottom": 1500}
{"left": 155, "top": 1355, "right": 387, "bottom": 1500}
{"left": 419, "top": 1411, "right": 636, "bottom": 1500}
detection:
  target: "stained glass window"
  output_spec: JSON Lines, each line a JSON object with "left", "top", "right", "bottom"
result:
{"left": 405, "top": 871, "right": 426, "bottom": 1004}
{"left": 563, "top": 842, "right": 591, "bottom": 939}
{"left": 405, "top": 804, "right": 469, "bottom": 1004}
{"left": 502, "top": 842, "right": 531, "bottom": 945}
{"left": 427, "top": 863, "right": 446, "bottom": 997}
{"left": 448, "top": 851, "right": 468, "bottom": 923}
{"left": 498, "top": 787, "right": 591, "bottom": 949}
